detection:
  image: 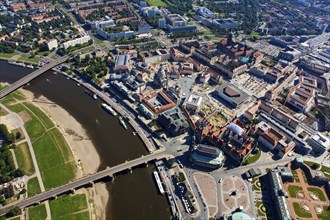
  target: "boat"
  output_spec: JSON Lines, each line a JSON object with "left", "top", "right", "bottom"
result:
{"left": 132, "top": 132, "right": 136, "bottom": 136}
{"left": 93, "top": 94, "right": 97, "bottom": 100}
{"left": 101, "top": 103, "right": 118, "bottom": 116}
{"left": 119, "top": 116, "right": 127, "bottom": 130}
{"left": 77, "top": 83, "right": 80, "bottom": 86}
{"left": 153, "top": 171, "right": 165, "bottom": 194}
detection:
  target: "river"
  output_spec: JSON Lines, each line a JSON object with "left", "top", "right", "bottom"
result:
{"left": 0, "top": 61, "right": 171, "bottom": 220}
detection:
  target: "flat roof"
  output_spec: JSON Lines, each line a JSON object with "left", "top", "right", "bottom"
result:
{"left": 216, "top": 82, "right": 249, "bottom": 106}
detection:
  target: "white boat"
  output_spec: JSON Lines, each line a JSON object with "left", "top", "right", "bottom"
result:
{"left": 93, "top": 94, "right": 97, "bottom": 100}
{"left": 119, "top": 116, "right": 127, "bottom": 130}
{"left": 153, "top": 171, "right": 165, "bottom": 194}
{"left": 101, "top": 103, "right": 117, "bottom": 116}
{"left": 132, "top": 132, "right": 136, "bottom": 136}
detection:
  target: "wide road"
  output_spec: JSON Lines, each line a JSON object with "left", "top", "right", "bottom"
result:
{"left": 0, "top": 55, "right": 70, "bottom": 99}
{"left": 0, "top": 149, "right": 167, "bottom": 215}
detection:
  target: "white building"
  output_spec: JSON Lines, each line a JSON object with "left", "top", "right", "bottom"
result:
{"left": 62, "top": 35, "right": 91, "bottom": 49}
{"left": 90, "top": 19, "right": 115, "bottom": 29}
{"left": 46, "top": 39, "right": 58, "bottom": 50}
{"left": 186, "top": 94, "right": 203, "bottom": 113}
{"left": 307, "top": 133, "right": 330, "bottom": 154}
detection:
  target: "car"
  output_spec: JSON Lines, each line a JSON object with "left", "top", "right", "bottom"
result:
{"left": 177, "top": 159, "right": 183, "bottom": 168}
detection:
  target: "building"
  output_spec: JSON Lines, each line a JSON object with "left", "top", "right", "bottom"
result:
{"left": 158, "top": 18, "right": 166, "bottom": 29}
{"left": 139, "top": 49, "right": 170, "bottom": 63}
{"left": 211, "top": 18, "right": 241, "bottom": 29}
{"left": 90, "top": 19, "right": 115, "bottom": 29}
{"left": 190, "top": 144, "right": 225, "bottom": 169}
{"left": 141, "top": 90, "right": 176, "bottom": 115}
{"left": 227, "top": 210, "right": 256, "bottom": 220}
{"left": 97, "top": 28, "right": 135, "bottom": 40}
{"left": 268, "top": 169, "right": 291, "bottom": 220}
{"left": 62, "top": 35, "right": 91, "bottom": 49}
{"left": 185, "top": 94, "right": 203, "bottom": 113}
{"left": 215, "top": 82, "right": 250, "bottom": 108}
{"left": 307, "top": 133, "right": 330, "bottom": 154}
{"left": 46, "top": 39, "right": 58, "bottom": 51}
{"left": 196, "top": 118, "right": 254, "bottom": 165}
{"left": 179, "top": 62, "right": 194, "bottom": 75}
{"left": 285, "top": 84, "right": 315, "bottom": 111}
{"left": 196, "top": 7, "right": 215, "bottom": 18}
{"left": 138, "top": 24, "right": 150, "bottom": 34}
{"left": 255, "top": 121, "right": 295, "bottom": 157}
{"left": 114, "top": 54, "right": 131, "bottom": 73}
{"left": 165, "top": 14, "right": 187, "bottom": 27}
{"left": 158, "top": 107, "right": 189, "bottom": 137}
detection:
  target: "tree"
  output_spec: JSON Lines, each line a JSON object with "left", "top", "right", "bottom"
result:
{"left": 15, "top": 131, "right": 21, "bottom": 140}
{"left": 6, "top": 206, "right": 21, "bottom": 218}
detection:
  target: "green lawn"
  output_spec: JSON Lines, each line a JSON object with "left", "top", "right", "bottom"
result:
{"left": 291, "top": 170, "right": 300, "bottom": 182}
{"left": 14, "top": 142, "right": 35, "bottom": 176}
{"left": 256, "top": 200, "right": 266, "bottom": 217}
{"left": 17, "top": 54, "right": 41, "bottom": 64}
{"left": 307, "top": 187, "right": 327, "bottom": 201}
{"left": 321, "top": 166, "right": 330, "bottom": 178}
{"left": 49, "top": 194, "right": 89, "bottom": 219}
{"left": 244, "top": 149, "right": 261, "bottom": 165}
{"left": 8, "top": 103, "right": 46, "bottom": 141}
{"left": 252, "top": 177, "right": 261, "bottom": 191}
{"left": 0, "top": 51, "right": 19, "bottom": 60}
{"left": 24, "top": 103, "right": 55, "bottom": 129}
{"left": 33, "top": 131, "right": 76, "bottom": 189}
{"left": 317, "top": 206, "right": 330, "bottom": 220}
{"left": 28, "top": 203, "right": 47, "bottom": 220}
{"left": 37, "top": 51, "right": 50, "bottom": 56}
{"left": 288, "top": 185, "right": 303, "bottom": 198}
{"left": 292, "top": 202, "right": 312, "bottom": 218}
{"left": 27, "top": 177, "right": 41, "bottom": 197}
{"left": 146, "top": 0, "right": 168, "bottom": 7}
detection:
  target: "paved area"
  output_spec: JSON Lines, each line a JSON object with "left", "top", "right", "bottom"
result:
{"left": 219, "top": 175, "right": 251, "bottom": 215}
{"left": 285, "top": 168, "right": 330, "bottom": 219}
{"left": 194, "top": 172, "right": 218, "bottom": 218}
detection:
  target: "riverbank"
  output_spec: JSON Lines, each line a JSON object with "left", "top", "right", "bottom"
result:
{"left": 8, "top": 87, "right": 108, "bottom": 220}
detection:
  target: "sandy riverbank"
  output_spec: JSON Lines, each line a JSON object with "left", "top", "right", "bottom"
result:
{"left": 2, "top": 84, "right": 108, "bottom": 219}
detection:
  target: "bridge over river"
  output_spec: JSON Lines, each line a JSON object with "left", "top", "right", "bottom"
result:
{"left": 0, "top": 149, "right": 169, "bottom": 215}
{"left": 0, "top": 55, "right": 70, "bottom": 99}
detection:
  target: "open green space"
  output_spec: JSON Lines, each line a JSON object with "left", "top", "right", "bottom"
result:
{"left": 7, "top": 103, "right": 46, "bottom": 141}
{"left": 0, "top": 52, "right": 19, "bottom": 60}
{"left": 146, "top": 0, "right": 168, "bottom": 7}
{"left": 252, "top": 177, "right": 261, "bottom": 191}
{"left": 28, "top": 203, "right": 47, "bottom": 220}
{"left": 256, "top": 200, "right": 266, "bottom": 217}
{"left": 49, "top": 194, "right": 89, "bottom": 219}
{"left": 37, "top": 51, "right": 50, "bottom": 56}
{"left": 24, "top": 103, "right": 55, "bottom": 129}
{"left": 307, "top": 187, "right": 327, "bottom": 201}
{"left": 291, "top": 169, "right": 300, "bottom": 182}
{"left": 33, "top": 131, "right": 76, "bottom": 189}
{"left": 17, "top": 54, "right": 41, "bottom": 64}
{"left": 0, "top": 107, "right": 8, "bottom": 116}
{"left": 27, "top": 177, "right": 41, "bottom": 197}
{"left": 14, "top": 142, "right": 35, "bottom": 176}
{"left": 244, "top": 149, "right": 261, "bottom": 165}
{"left": 288, "top": 185, "right": 303, "bottom": 198}
{"left": 292, "top": 202, "right": 312, "bottom": 218}
{"left": 317, "top": 206, "right": 330, "bottom": 220}
{"left": 321, "top": 165, "right": 330, "bottom": 178}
